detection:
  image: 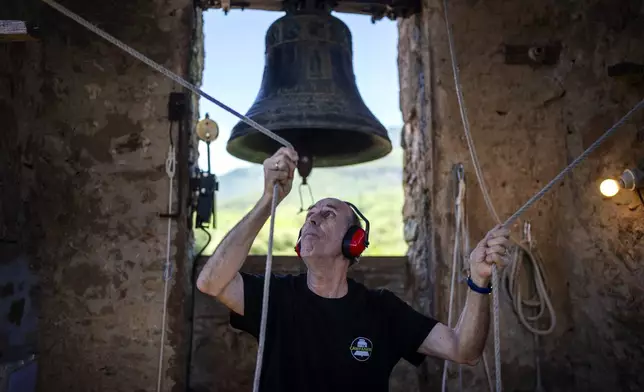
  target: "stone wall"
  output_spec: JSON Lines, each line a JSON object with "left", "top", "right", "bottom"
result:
{"left": 189, "top": 256, "right": 424, "bottom": 392}
{"left": 0, "top": 0, "right": 203, "bottom": 391}
{"left": 0, "top": 248, "right": 39, "bottom": 392}
{"left": 399, "top": 0, "right": 644, "bottom": 391}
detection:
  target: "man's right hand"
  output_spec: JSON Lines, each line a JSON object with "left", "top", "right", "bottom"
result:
{"left": 263, "top": 147, "right": 298, "bottom": 204}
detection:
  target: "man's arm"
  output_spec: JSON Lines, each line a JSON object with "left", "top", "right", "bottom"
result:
{"left": 196, "top": 196, "right": 272, "bottom": 315}
{"left": 417, "top": 287, "right": 489, "bottom": 365}
{"left": 417, "top": 225, "right": 510, "bottom": 365}
{"left": 196, "top": 147, "right": 298, "bottom": 315}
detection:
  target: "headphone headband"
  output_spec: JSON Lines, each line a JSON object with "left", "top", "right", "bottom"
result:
{"left": 343, "top": 201, "right": 370, "bottom": 246}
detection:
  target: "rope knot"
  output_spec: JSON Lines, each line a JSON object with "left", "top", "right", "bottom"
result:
{"left": 165, "top": 145, "right": 176, "bottom": 178}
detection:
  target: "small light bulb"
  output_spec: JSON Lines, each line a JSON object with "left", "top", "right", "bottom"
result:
{"left": 600, "top": 179, "right": 620, "bottom": 197}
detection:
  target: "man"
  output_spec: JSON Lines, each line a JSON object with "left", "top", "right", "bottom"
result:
{"left": 197, "top": 147, "right": 510, "bottom": 392}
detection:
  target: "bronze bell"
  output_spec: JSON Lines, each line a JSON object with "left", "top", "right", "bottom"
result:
{"left": 226, "top": 10, "right": 392, "bottom": 172}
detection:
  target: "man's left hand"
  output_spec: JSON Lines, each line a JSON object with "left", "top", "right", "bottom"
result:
{"left": 468, "top": 225, "right": 511, "bottom": 287}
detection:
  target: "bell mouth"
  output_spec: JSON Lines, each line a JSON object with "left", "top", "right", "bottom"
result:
{"left": 226, "top": 126, "right": 392, "bottom": 167}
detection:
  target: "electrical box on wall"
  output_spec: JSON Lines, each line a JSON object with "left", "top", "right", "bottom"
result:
{"left": 0, "top": 0, "right": 41, "bottom": 41}
{"left": 191, "top": 169, "right": 218, "bottom": 229}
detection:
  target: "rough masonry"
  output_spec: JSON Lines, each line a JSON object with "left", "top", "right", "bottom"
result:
{"left": 399, "top": 0, "right": 644, "bottom": 391}
{"left": 0, "top": 0, "right": 203, "bottom": 391}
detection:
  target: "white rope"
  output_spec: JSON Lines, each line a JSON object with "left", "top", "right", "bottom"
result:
{"left": 440, "top": 0, "right": 501, "bottom": 388}
{"left": 441, "top": 166, "right": 466, "bottom": 392}
{"left": 39, "top": 3, "right": 294, "bottom": 391}
{"left": 43, "top": 2, "right": 644, "bottom": 391}
{"left": 503, "top": 224, "right": 556, "bottom": 336}
{"left": 502, "top": 222, "right": 554, "bottom": 391}
{"left": 40, "top": 0, "right": 293, "bottom": 150}
{"left": 253, "top": 183, "right": 279, "bottom": 392}
{"left": 441, "top": 1, "right": 644, "bottom": 391}
{"left": 157, "top": 145, "right": 176, "bottom": 392}
{"left": 441, "top": 0, "right": 500, "bottom": 226}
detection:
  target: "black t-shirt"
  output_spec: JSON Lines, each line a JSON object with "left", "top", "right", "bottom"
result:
{"left": 230, "top": 272, "right": 438, "bottom": 392}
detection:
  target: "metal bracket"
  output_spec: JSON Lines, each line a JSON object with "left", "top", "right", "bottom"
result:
{"left": 168, "top": 92, "right": 188, "bottom": 122}
{"left": 608, "top": 62, "right": 644, "bottom": 85}
{"left": 503, "top": 42, "right": 561, "bottom": 66}
{"left": 190, "top": 168, "right": 219, "bottom": 229}
{"left": 196, "top": 0, "right": 421, "bottom": 19}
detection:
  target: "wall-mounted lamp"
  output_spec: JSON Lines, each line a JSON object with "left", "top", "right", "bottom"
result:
{"left": 599, "top": 167, "right": 644, "bottom": 198}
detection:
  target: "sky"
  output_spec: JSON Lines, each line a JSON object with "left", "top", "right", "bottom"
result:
{"left": 197, "top": 9, "right": 402, "bottom": 176}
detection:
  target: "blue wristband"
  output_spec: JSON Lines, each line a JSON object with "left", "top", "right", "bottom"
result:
{"left": 467, "top": 276, "right": 492, "bottom": 294}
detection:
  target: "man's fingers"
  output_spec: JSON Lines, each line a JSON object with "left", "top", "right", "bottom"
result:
{"left": 284, "top": 157, "right": 296, "bottom": 174}
{"left": 273, "top": 171, "right": 290, "bottom": 181}
{"left": 490, "top": 228, "right": 510, "bottom": 238}
{"left": 485, "top": 245, "right": 506, "bottom": 255}
{"left": 274, "top": 147, "right": 299, "bottom": 163}
{"left": 283, "top": 148, "right": 299, "bottom": 163}
{"left": 271, "top": 153, "right": 297, "bottom": 174}
{"left": 487, "top": 235, "right": 510, "bottom": 247}
{"left": 270, "top": 158, "right": 293, "bottom": 171}
{"left": 482, "top": 225, "right": 509, "bottom": 245}
{"left": 485, "top": 253, "right": 503, "bottom": 264}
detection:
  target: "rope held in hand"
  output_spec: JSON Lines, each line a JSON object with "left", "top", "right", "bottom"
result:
{"left": 40, "top": 0, "right": 292, "bottom": 151}
{"left": 43, "top": 1, "right": 644, "bottom": 391}
{"left": 442, "top": 0, "right": 644, "bottom": 390}
{"left": 252, "top": 182, "right": 280, "bottom": 392}
{"left": 40, "top": 2, "right": 291, "bottom": 391}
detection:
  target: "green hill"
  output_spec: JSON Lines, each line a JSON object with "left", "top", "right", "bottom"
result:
{"left": 194, "top": 126, "right": 407, "bottom": 257}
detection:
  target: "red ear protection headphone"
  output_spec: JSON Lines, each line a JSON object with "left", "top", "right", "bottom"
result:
{"left": 294, "top": 201, "right": 370, "bottom": 264}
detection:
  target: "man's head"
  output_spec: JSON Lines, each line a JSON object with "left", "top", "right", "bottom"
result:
{"left": 297, "top": 197, "right": 364, "bottom": 266}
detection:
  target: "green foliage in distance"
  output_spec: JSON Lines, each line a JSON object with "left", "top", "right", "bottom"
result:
{"left": 194, "top": 127, "right": 408, "bottom": 257}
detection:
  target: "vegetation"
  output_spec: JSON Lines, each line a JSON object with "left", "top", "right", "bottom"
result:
{"left": 194, "top": 126, "right": 408, "bottom": 257}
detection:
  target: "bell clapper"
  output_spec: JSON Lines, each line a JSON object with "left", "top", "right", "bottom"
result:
{"left": 298, "top": 180, "right": 315, "bottom": 214}
{"left": 297, "top": 153, "right": 314, "bottom": 213}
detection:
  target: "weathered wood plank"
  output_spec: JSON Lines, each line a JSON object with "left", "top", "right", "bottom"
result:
{"left": 0, "top": 20, "right": 36, "bottom": 41}
{"left": 0, "top": 20, "right": 27, "bottom": 35}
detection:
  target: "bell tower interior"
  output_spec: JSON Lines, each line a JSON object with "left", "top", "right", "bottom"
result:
{"left": 1, "top": 0, "right": 644, "bottom": 391}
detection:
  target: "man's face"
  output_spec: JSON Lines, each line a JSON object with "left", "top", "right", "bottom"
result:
{"left": 299, "top": 198, "right": 353, "bottom": 260}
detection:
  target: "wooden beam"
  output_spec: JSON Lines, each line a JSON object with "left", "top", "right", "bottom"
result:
{"left": 0, "top": 20, "right": 38, "bottom": 42}
{"left": 196, "top": 0, "right": 420, "bottom": 19}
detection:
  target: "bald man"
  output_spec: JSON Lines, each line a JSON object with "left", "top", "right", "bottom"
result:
{"left": 197, "top": 147, "right": 510, "bottom": 392}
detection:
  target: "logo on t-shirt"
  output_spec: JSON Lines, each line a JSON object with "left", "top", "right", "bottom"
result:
{"left": 349, "top": 337, "right": 373, "bottom": 361}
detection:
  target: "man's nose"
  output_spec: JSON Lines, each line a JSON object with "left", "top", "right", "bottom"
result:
{"left": 309, "top": 214, "right": 319, "bottom": 226}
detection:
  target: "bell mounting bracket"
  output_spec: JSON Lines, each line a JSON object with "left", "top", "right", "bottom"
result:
{"left": 197, "top": 0, "right": 421, "bottom": 20}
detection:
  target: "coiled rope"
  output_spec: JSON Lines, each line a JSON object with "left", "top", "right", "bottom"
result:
{"left": 442, "top": 0, "right": 644, "bottom": 390}
{"left": 505, "top": 222, "right": 552, "bottom": 392}
{"left": 43, "top": 1, "right": 644, "bottom": 391}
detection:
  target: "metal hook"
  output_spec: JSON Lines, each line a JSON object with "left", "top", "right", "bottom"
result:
{"left": 298, "top": 181, "right": 314, "bottom": 214}
{"left": 523, "top": 221, "right": 532, "bottom": 248}
{"left": 456, "top": 163, "right": 465, "bottom": 181}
